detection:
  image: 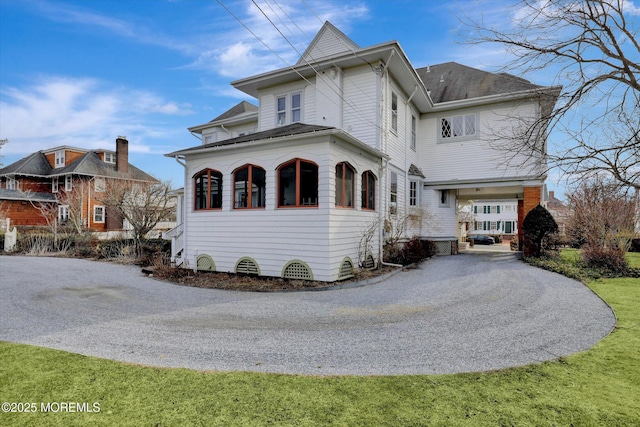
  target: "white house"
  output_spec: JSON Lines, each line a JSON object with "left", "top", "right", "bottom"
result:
{"left": 164, "top": 22, "right": 559, "bottom": 282}
{"left": 470, "top": 200, "right": 519, "bottom": 237}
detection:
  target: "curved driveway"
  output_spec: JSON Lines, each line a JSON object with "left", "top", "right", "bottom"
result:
{"left": 0, "top": 253, "right": 615, "bottom": 376}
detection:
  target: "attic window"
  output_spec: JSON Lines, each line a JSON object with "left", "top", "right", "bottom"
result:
{"left": 440, "top": 114, "right": 476, "bottom": 142}
{"left": 55, "top": 150, "right": 65, "bottom": 168}
{"left": 104, "top": 153, "right": 115, "bottom": 163}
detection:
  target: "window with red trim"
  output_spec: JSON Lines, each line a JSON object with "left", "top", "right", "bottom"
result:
{"left": 335, "top": 162, "right": 355, "bottom": 207}
{"left": 278, "top": 159, "right": 318, "bottom": 207}
{"left": 234, "top": 165, "right": 266, "bottom": 208}
{"left": 194, "top": 169, "right": 222, "bottom": 210}
{"left": 361, "top": 170, "right": 376, "bottom": 210}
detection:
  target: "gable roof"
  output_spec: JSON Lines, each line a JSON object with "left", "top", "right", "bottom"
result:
{"left": 209, "top": 101, "right": 258, "bottom": 123}
{"left": 296, "top": 21, "right": 360, "bottom": 65}
{"left": 417, "top": 62, "right": 543, "bottom": 104}
{"left": 0, "top": 148, "right": 157, "bottom": 182}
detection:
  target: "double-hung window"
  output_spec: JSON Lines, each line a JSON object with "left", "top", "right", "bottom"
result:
{"left": 6, "top": 177, "right": 17, "bottom": 190}
{"left": 194, "top": 169, "right": 223, "bottom": 210}
{"left": 389, "top": 172, "right": 398, "bottom": 214}
{"left": 409, "top": 181, "right": 418, "bottom": 206}
{"left": 335, "top": 162, "right": 355, "bottom": 208}
{"left": 234, "top": 165, "right": 266, "bottom": 209}
{"left": 65, "top": 175, "right": 73, "bottom": 191}
{"left": 440, "top": 113, "right": 476, "bottom": 141}
{"left": 58, "top": 205, "right": 69, "bottom": 223}
{"left": 52, "top": 177, "right": 58, "bottom": 193}
{"left": 278, "top": 159, "right": 318, "bottom": 207}
{"left": 276, "top": 92, "right": 302, "bottom": 126}
{"left": 54, "top": 150, "right": 65, "bottom": 168}
{"left": 391, "top": 92, "right": 398, "bottom": 133}
{"left": 93, "top": 206, "right": 105, "bottom": 223}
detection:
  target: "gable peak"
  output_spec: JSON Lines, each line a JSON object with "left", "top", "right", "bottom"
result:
{"left": 296, "top": 21, "right": 360, "bottom": 65}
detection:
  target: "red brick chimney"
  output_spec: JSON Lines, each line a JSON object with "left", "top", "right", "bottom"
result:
{"left": 116, "top": 136, "right": 128, "bottom": 173}
{"left": 549, "top": 190, "right": 555, "bottom": 200}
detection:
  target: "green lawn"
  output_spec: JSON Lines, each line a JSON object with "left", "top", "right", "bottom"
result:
{"left": 1, "top": 254, "right": 639, "bottom": 426}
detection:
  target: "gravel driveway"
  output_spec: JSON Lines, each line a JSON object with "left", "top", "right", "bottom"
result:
{"left": 0, "top": 253, "right": 615, "bottom": 376}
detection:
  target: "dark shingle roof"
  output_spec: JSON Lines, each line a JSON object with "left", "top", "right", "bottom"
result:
{"left": 0, "top": 152, "right": 52, "bottom": 176}
{"left": 417, "top": 62, "right": 542, "bottom": 103}
{"left": 210, "top": 101, "right": 258, "bottom": 123}
{"left": 0, "top": 188, "right": 57, "bottom": 202}
{"left": 170, "top": 123, "right": 335, "bottom": 155}
{"left": 0, "top": 149, "right": 156, "bottom": 182}
{"left": 408, "top": 164, "right": 425, "bottom": 178}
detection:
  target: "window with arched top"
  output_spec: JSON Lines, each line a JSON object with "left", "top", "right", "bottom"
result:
{"left": 361, "top": 170, "right": 376, "bottom": 210}
{"left": 335, "top": 162, "right": 355, "bottom": 208}
{"left": 193, "top": 169, "right": 223, "bottom": 210}
{"left": 277, "top": 159, "right": 318, "bottom": 207}
{"left": 233, "top": 164, "right": 266, "bottom": 209}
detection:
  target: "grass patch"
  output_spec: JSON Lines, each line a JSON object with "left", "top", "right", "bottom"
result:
{"left": 2, "top": 252, "right": 639, "bottom": 426}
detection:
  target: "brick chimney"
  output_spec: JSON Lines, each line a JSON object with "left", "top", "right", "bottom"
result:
{"left": 116, "top": 136, "right": 128, "bottom": 173}
{"left": 549, "top": 190, "right": 555, "bottom": 200}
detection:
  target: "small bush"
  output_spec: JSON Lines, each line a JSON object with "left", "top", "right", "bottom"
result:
{"left": 582, "top": 245, "right": 629, "bottom": 275}
{"left": 523, "top": 205, "right": 559, "bottom": 258}
{"left": 384, "top": 238, "right": 436, "bottom": 266}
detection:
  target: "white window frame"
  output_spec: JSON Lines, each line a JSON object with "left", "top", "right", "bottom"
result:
{"left": 391, "top": 92, "right": 398, "bottom": 133}
{"left": 52, "top": 177, "right": 59, "bottom": 193}
{"left": 409, "top": 180, "right": 418, "bottom": 206}
{"left": 65, "top": 175, "right": 72, "bottom": 191}
{"left": 439, "top": 189, "right": 450, "bottom": 208}
{"left": 93, "top": 205, "right": 105, "bottom": 223}
{"left": 58, "top": 205, "right": 69, "bottom": 223}
{"left": 389, "top": 171, "right": 398, "bottom": 215}
{"left": 438, "top": 113, "right": 477, "bottom": 142}
{"left": 104, "top": 152, "right": 115, "bottom": 163}
{"left": 276, "top": 92, "right": 303, "bottom": 126}
{"left": 54, "top": 150, "right": 65, "bottom": 168}
{"left": 94, "top": 177, "right": 106, "bottom": 192}
{"left": 6, "top": 177, "right": 17, "bottom": 190}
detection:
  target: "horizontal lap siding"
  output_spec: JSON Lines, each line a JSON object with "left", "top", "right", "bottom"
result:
{"left": 342, "top": 66, "right": 379, "bottom": 148}
{"left": 420, "top": 189, "right": 458, "bottom": 238}
{"left": 420, "top": 101, "right": 543, "bottom": 182}
{"left": 183, "top": 139, "right": 334, "bottom": 280}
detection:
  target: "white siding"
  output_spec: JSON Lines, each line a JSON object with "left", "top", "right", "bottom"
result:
{"left": 342, "top": 66, "right": 379, "bottom": 148}
{"left": 182, "top": 135, "right": 382, "bottom": 282}
{"left": 419, "top": 101, "right": 543, "bottom": 183}
{"left": 419, "top": 188, "right": 458, "bottom": 239}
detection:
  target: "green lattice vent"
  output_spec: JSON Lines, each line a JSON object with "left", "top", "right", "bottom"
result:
{"left": 196, "top": 254, "right": 216, "bottom": 271}
{"left": 283, "top": 261, "right": 313, "bottom": 280}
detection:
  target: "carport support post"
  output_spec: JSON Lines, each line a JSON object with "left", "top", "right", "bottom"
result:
{"left": 518, "top": 186, "right": 542, "bottom": 251}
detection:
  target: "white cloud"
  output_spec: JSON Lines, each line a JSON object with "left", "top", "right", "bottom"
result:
{"left": 192, "top": 0, "right": 369, "bottom": 79}
{"left": 0, "top": 76, "right": 192, "bottom": 156}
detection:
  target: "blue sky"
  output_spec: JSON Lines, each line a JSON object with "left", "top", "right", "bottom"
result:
{"left": 2, "top": 0, "right": 633, "bottom": 197}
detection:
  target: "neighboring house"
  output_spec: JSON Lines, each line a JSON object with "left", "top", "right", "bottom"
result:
{"left": 469, "top": 200, "right": 519, "bottom": 238}
{"left": 0, "top": 137, "right": 158, "bottom": 232}
{"left": 545, "top": 190, "right": 570, "bottom": 236}
{"left": 164, "top": 22, "right": 560, "bottom": 282}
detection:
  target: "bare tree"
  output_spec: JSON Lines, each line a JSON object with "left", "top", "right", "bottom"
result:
{"left": 98, "top": 179, "right": 174, "bottom": 250}
{"left": 567, "top": 177, "right": 636, "bottom": 269}
{"left": 465, "top": 0, "right": 639, "bottom": 189}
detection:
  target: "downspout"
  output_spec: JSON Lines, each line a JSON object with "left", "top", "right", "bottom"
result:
{"left": 173, "top": 155, "right": 187, "bottom": 264}
{"left": 220, "top": 124, "right": 232, "bottom": 137}
{"left": 404, "top": 85, "right": 418, "bottom": 223}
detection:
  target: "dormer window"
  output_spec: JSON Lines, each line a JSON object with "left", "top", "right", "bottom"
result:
{"left": 104, "top": 152, "right": 115, "bottom": 164}
{"left": 55, "top": 150, "right": 65, "bottom": 168}
{"left": 276, "top": 92, "right": 302, "bottom": 126}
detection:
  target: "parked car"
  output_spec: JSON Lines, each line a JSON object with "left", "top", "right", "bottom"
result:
{"left": 467, "top": 235, "right": 495, "bottom": 245}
